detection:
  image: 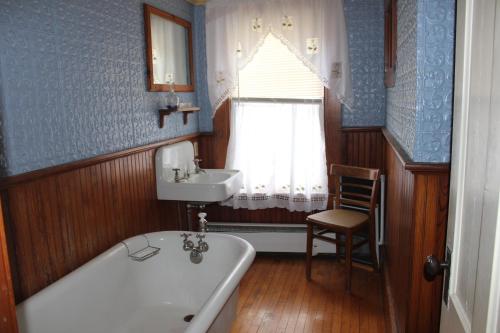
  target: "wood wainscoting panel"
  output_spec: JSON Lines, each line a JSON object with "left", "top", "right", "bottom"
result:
{"left": 0, "top": 201, "right": 18, "bottom": 333}
{"left": 198, "top": 98, "right": 231, "bottom": 169}
{"left": 384, "top": 138, "right": 415, "bottom": 333}
{"left": 408, "top": 172, "right": 448, "bottom": 333}
{"left": 382, "top": 128, "right": 449, "bottom": 333}
{"left": 325, "top": 88, "right": 343, "bottom": 171}
{"left": 341, "top": 127, "right": 385, "bottom": 172}
{"left": 2, "top": 135, "right": 197, "bottom": 302}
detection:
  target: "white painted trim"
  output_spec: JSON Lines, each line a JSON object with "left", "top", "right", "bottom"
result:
{"left": 448, "top": 0, "right": 473, "bottom": 298}
{"left": 486, "top": 192, "right": 500, "bottom": 332}
{"left": 450, "top": 293, "right": 472, "bottom": 333}
{"left": 441, "top": 0, "right": 500, "bottom": 331}
{"left": 441, "top": 0, "right": 474, "bottom": 332}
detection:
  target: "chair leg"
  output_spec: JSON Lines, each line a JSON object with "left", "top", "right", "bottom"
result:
{"left": 345, "top": 231, "right": 353, "bottom": 292}
{"left": 336, "top": 233, "right": 342, "bottom": 262}
{"left": 369, "top": 219, "right": 379, "bottom": 271}
{"left": 306, "top": 222, "right": 313, "bottom": 281}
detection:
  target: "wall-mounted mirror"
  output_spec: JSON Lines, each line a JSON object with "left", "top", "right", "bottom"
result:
{"left": 144, "top": 4, "right": 194, "bottom": 92}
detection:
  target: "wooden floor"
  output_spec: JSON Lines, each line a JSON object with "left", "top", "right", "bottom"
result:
{"left": 231, "top": 255, "right": 386, "bottom": 333}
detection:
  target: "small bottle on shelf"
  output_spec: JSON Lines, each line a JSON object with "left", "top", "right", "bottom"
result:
{"left": 166, "top": 81, "right": 180, "bottom": 111}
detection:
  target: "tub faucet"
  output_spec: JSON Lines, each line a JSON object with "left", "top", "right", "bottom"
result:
{"left": 196, "top": 233, "right": 209, "bottom": 252}
{"left": 181, "top": 233, "right": 194, "bottom": 251}
{"left": 181, "top": 233, "right": 209, "bottom": 264}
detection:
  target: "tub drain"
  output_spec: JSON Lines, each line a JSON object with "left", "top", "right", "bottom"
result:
{"left": 184, "top": 314, "right": 195, "bottom": 322}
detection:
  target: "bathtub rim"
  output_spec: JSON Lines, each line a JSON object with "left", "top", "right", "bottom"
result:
{"left": 183, "top": 232, "right": 255, "bottom": 333}
{"left": 15, "top": 231, "right": 256, "bottom": 333}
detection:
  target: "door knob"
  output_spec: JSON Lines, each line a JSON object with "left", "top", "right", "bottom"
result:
{"left": 423, "top": 255, "right": 449, "bottom": 281}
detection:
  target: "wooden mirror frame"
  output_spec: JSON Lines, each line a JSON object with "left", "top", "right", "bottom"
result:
{"left": 144, "top": 4, "right": 195, "bottom": 92}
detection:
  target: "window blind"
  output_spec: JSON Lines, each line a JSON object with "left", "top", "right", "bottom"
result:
{"left": 236, "top": 34, "right": 324, "bottom": 99}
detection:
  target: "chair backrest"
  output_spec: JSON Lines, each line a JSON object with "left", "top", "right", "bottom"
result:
{"left": 331, "top": 164, "right": 380, "bottom": 218}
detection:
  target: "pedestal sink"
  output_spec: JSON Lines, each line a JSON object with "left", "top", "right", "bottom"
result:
{"left": 155, "top": 141, "right": 242, "bottom": 202}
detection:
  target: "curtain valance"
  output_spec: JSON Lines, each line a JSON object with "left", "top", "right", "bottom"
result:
{"left": 206, "top": 0, "right": 353, "bottom": 115}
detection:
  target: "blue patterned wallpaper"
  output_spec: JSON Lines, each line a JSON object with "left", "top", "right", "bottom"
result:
{"left": 0, "top": 0, "right": 205, "bottom": 176}
{"left": 414, "top": 0, "right": 454, "bottom": 162}
{"left": 193, "top": 5, "right": 212, "bottom": 132}
{"left": 386, "top": 0, "right": 418, "bottom": 156}
{"left": 342, "top": 0, "right": 386, "bottom": 127}
{"left": 0, "top": 0, "right": 454, "bottom": 173}
{"left": 386, "top": 0, "right": 455, "bottom": 162}
{"left": 0, "top": 65, "right": 7, "bottom": 171}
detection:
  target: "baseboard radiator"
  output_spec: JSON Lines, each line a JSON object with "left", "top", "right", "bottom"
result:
{"left": 208, "top": 175, "right": 385, "bottom": 256}
{"left": 207, "top": 223, "right": 336, "bottom": 254}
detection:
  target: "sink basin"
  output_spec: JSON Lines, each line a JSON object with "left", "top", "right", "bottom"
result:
{"left": 155, "top": 141, "right": 242, "bottom": 202}
{"left": 188, "top": 171, "right": 235, "bottom": 184}
{"left": 157, "top": 169, "right": 243, "bottom": 202}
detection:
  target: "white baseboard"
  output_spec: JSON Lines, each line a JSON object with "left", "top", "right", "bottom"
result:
{"left": 208, "top": 223, "right": 336, "bottom": 254}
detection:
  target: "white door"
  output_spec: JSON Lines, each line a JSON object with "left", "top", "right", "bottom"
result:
{"left": 440, "top": 0, "right": 500, "bottom": 332}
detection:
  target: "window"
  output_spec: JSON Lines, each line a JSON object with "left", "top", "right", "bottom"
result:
{"left": 224, "top": 34, "right": 328, "bottom": 212}
{"left": 235, "top": 34, "right": 324, "bottom": 99}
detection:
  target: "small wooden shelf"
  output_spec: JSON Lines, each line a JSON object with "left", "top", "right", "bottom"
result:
{"left": 159, "top": 107, "right": 200, "bottom": 128}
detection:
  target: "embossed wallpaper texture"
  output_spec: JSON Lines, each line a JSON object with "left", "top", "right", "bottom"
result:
{"left": 386, "top": 0, "right": 418, "bottom": 156}
{"left": 194, "top": 5, "right": 212, "bottom": 133}
{"left": 0, "top": 0, "right": 454, "bottom": 175}
{"left": 0, "top": 65, "right": 7, "bottom": 170}
{"left": 414, "top": 0, "right": 455, "bottom": 162}
{"left": 386, "top": 0, "right": 455, "bottom": 162}
{"left": 0, "top": 0, "right": 209, "bottom": 176}
{"left": 342, "top": 0, "right": 386, "bottom": 127}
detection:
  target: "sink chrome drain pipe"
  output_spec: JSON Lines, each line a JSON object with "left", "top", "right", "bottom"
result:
{"left": 186, "top": 202, "right": 209, "bottom": 232}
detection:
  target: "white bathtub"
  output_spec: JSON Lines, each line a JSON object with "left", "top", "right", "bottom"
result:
{"left": 16, "top": 231, "right": 255, "bottom": 333}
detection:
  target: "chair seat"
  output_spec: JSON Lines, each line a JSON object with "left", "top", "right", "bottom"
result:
{"left": 307, "top": 208, "right": 369, "bottom": 229}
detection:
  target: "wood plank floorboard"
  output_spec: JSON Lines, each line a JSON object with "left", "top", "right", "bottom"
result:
{"left": 231, "top": 255, "right": 386, "bottom": 333}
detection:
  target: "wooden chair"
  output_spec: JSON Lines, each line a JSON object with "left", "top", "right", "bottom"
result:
{"left": 306, "top": 164, "right": 380, "bottom": 292}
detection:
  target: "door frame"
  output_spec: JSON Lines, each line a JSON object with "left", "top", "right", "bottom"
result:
{"left": 441, "top": 0, "right": 473, "bottom": 330}
{"left": 486, "top": 202, "right": 500, "bottom": 331}
{"left": 441, "top": 0, "right": 500, "bottom": 332}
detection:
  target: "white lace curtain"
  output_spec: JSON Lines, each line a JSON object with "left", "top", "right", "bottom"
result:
{"left": 222, "top": 101, "right": 329, "bottom": 212}
{"left": 205, "top": 0, "right": 353, "bottom": 115}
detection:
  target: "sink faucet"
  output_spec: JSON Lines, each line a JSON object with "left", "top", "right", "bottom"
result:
{"left": 193, "top": 158, "right": 206, "bottom": 174}
{"left": 172, "top": 168, "right": 188, "bottom": 182}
